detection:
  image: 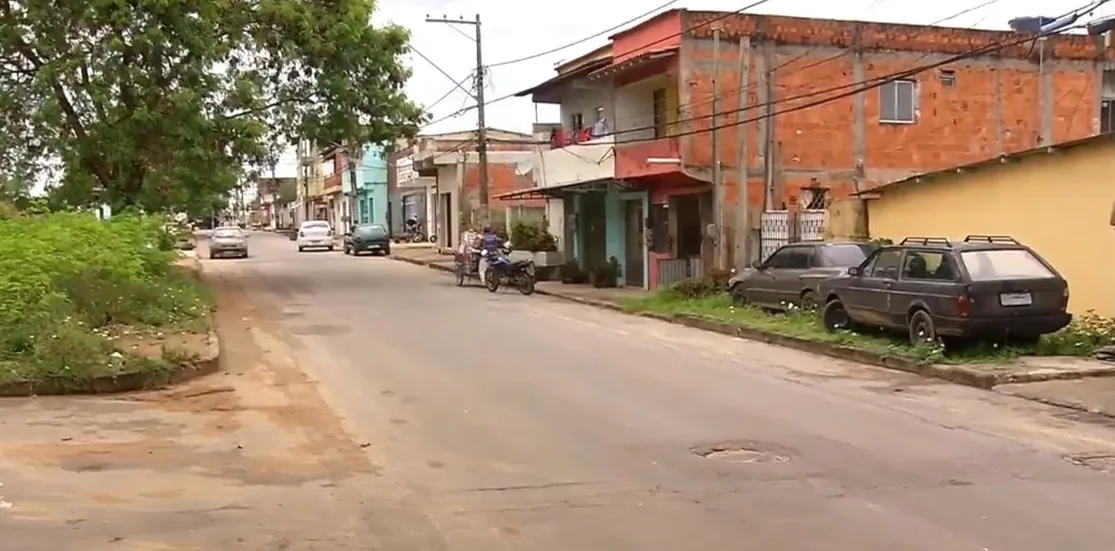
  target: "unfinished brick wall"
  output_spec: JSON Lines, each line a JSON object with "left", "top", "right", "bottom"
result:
{"left": 676, "top": 12, "right": 1108, "bottom": 210}
{"left": 459, "top": 162, "right": 545, "bottom": 229}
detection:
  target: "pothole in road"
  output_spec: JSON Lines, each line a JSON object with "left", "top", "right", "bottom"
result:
{"left": 1065, "top": 453, "right": 1115, "bottom": 474}
{"left": 691, "top": 441, "right": 791, "bottom": 464}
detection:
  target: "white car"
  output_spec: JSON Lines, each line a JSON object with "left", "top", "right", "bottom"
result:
{"left": 296, "top": 220, "right": 335, "bottom": 252}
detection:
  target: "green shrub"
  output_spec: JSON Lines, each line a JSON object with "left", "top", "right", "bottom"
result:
{"left": 665, "top": 278, "right": 722, "bottom": 300}
{"left": 1033, "top": 311, "right": 1115, "bottom": 355}
{"left": 0, "top": 211, "right": 210, "bottom": 381}
{"left": 509, "top": 220, "right": 557, "bottom": 252}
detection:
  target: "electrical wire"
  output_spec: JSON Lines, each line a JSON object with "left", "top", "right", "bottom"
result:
{"left": 422, "top": 0, "right": 778, "bottom": 127}
{"left": 606, "top": 20, "right": 1095, "bottom": 146}
{"left": 490, "top": 15, "right": 1097, "bottom": 149}
{"left": 424, "top": 72, "right": 475, "bottom": 114}
{"left": 674, "top": 0, "right": 1006, "bottom": 113}
{"left": 486, "top": 0, "right": 682, "bottom": 69}
{"left": 564, "top": 0, "right": 1104, "bottom": 144}
{"left": 411, "top": 46, "right": 475, "bottom": 99}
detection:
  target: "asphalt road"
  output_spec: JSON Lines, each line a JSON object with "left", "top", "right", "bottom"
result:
{"left": 201, "top": 232, "right": 1115, "bottom": 550}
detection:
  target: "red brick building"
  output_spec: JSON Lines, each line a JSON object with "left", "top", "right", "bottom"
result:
{"left": 519, "top": 9, "right": 1113, "bottom": 287}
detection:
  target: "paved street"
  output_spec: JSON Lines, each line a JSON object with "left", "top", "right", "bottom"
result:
{"left": 7, "top": 230, "right": 1115, "bottom": 549}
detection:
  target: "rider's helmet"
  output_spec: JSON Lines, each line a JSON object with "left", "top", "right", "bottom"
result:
{"left": 482, "top": 225, "right": 492, "bottom": 234}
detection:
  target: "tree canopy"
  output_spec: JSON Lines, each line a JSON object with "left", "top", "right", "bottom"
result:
{"left": 0, "top": 0, "right": 425, "bottom": 211}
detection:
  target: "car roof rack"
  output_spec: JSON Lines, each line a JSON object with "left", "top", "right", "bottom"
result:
{"left": 963, "top": 235, "right": 1018, "bottom": 244}
{"left": 900, "top": 237, "right": 951, "bottom": 246}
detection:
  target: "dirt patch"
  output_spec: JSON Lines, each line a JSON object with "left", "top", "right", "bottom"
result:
{"left": 112, "top": 327, "right": 211, "bottom": 362}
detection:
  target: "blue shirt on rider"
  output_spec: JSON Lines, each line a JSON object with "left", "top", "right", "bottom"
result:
{"left": 479, "top": 231, "right": 502, "bottom": 253}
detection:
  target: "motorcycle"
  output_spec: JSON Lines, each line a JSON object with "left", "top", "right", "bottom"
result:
{"left": 482, "top": 243, "right": 536, "bottom": 295}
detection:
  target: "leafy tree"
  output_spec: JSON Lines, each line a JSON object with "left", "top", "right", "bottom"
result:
{"left": 0, "top": 0, "right": 425, "bottom": 211}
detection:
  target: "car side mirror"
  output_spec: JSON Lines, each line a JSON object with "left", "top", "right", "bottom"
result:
{"left": 847, "top": 266, "right": 860, "bottom": 276}
{"left": 751, "top": 260, "right": 763, "bottom": 270}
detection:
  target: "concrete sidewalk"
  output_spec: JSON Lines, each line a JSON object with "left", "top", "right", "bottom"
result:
{"left": 388, "top": 247, "right": 651, "bottom": 307}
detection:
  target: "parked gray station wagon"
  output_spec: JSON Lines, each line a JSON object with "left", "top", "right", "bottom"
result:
{"left": 728, "top": 242, "right": 875, "bottom": 311}
{"left": 816, "top": 235, "right": 1071, "bottom": 345}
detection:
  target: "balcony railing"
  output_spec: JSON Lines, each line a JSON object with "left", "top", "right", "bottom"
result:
{"left": 549, "top": 118, "right": 612, "bottom": 148}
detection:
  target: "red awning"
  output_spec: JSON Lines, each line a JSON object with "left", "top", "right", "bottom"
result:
{"left": 586, "top": 47, "right": 678, "bottom": 80}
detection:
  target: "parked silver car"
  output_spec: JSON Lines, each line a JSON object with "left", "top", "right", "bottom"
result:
{"left": 729, "top": 242, "right": 875, "bottom": 310}
{"left": 209, "top": 226, "right": 249, "bottom": 259}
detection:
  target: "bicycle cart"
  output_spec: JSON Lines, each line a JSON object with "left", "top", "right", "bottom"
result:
{"left": 454, "top": 250, "right": 483, "bottom": 286}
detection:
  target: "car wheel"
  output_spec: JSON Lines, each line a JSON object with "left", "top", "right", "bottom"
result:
{"left": 799, "top": 290, "right": 819, "bottom": 312}
{"left": 208, "top": 253, "right": 215, "bottom": 259}
{"left": 343, "top": 246, "right": 350, "bottom": 255}
{"left": 328, "top": 246, "right": 334, "bottom": 251}
{"left": 822, "top": 299, "right": 852, "bottom": 332}
{"left": 298, "top": 246, "right": 304, "bottom": 252}
{"left": 729, "top": 283, "right": 749, "bottom": 306}
{"left": 908, "top": 310, "right": 938, "bottom": 347}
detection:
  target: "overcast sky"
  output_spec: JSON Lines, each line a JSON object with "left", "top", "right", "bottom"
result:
{"left": 262, "top": 0, "right": 1110, "bottom": 178}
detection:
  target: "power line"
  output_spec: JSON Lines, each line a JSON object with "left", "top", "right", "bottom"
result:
{"left": 674, "top": 0, "right": 1005, "bottom": 113}
{"left": 491, "top": 16, "right": 1097, "bottom": 149}
{"left": 410, "top": 46, "right": 473, "bottom": 98}
{"left": 424, "top": 72, "right": 475, "bottom": 114}
{"left": 608, "top": 21, "right": 1095, "bottom": 146}
{"left": 486, "top": 0, "right": 682, "bottom": 69}
{"left": 422, "top": 0, "right": 778, "bottom": 128}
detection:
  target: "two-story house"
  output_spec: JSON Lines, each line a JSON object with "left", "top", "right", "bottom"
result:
{"left": 511, "top": 9, "right": 1111, "bottom": 289}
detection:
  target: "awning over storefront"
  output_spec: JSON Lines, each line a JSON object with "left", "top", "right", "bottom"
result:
{"left": 495, "top": 179, "right": 635, "bottom": 201}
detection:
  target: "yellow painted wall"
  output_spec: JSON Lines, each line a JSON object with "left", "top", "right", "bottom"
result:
{"left": 867, "top": 142, "right": 1115, "bottom": 316}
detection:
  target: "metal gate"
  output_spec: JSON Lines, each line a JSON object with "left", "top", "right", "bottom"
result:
{"left": 759, "top": 209, "right": 826, "bottom": 261}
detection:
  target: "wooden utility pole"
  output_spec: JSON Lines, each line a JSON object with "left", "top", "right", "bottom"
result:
{"left": 711, "top": 28, "right": 725, "bottom": 270}
{"left": 735, "top": 37, "right": 752, "bottom": 269}
{"left": 426, "top": 14, "right": 490, "bottom": 225}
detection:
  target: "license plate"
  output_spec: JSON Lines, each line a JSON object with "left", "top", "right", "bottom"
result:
{"left": 1000, "top": 292, "right": 1033, "bottom": 306}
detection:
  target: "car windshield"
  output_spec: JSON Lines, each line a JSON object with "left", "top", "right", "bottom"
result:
{"left": 213, "top": 228, "right": 243, "bottom": 238}
{"left": 960, "top": 249, "right": 1054, "bottom": 281}
{"left": 354, "top": 225, "right": 387, "bottom": 238}
{"left": 820, "top": 244, "right": 872, "bottom": 267}
{"left": 302, "top": 222, "right": 330, "bottom": 232}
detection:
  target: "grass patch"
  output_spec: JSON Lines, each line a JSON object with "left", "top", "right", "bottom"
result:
{"left": 0, "top": 211, "right": 213, "bottom": 387}
{"left": 621, "top": 287, "right": 1114, "bottom": 364}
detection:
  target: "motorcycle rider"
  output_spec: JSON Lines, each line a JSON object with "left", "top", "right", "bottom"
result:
{"left": 477, "top": 225, "right": 502, "bottom": 285}
{"left": 404, "top": 215, "right": 420, "bottom": 237}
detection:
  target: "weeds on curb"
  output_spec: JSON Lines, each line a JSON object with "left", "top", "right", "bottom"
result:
{"left": 622, "top": 285, "right": 1115, "bottom": 364}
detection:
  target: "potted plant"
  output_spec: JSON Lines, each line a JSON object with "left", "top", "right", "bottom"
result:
{"left": 590, "top": 256, "right": 623, "bottom": 288}
{"left": 560, "top": 260, "right": 587, "bottom": 284}
{"left": 510, "top": 220, "right": 562, "bottom": 267}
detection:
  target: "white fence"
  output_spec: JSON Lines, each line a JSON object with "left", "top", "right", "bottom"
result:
{"left": 759, "top": 209, "right": 826, "bottom": 261}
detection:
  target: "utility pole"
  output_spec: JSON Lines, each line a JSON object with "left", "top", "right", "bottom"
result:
{"left": 426, "top": 14, "right": 490, "bottom": 226}
{"left": 710, "top": 28, "right": 724, "bottom": 270}
{"left": 735, "top": 37, "right": 752, "bottom": 269}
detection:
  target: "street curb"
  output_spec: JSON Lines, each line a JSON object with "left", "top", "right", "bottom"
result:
{"left": 995, "top": 387, "right": 1114, "bottom": 418}
{"left": 0, "top": 329, "right": 221, "bottom": 397}
{"left": 387, "top": 254, "right": 1115, "bottom": 390}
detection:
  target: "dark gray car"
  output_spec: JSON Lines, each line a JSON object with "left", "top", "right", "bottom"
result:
{"left": 729, "top": 242, "right": 875, "bottom": 310}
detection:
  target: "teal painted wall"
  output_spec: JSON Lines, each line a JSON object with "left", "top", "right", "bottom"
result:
{"left": 356, "top": 145, "right": 388, "bottom": 226}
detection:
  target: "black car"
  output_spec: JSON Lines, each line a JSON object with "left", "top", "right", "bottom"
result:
{"left": 817, "top": 235, "right": 1071, "bottom": 345}
{"left": 728, "top": 242, "right": 875, "bottom": 310}
{"left": 343, "top": 224, "right": 391, "bottom": 256}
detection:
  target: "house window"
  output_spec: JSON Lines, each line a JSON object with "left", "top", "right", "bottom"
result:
{"left": 652, "top": 88, "right": 668, "bottom": 138}
{"left": 938, "top": 70, "right": 956, "bottom": 87}
{"left": 1103, "top": 99, "right": 1115, "bottom": 134}
{"left": 880, "top": 80, "right": 916, "bottom": 123}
